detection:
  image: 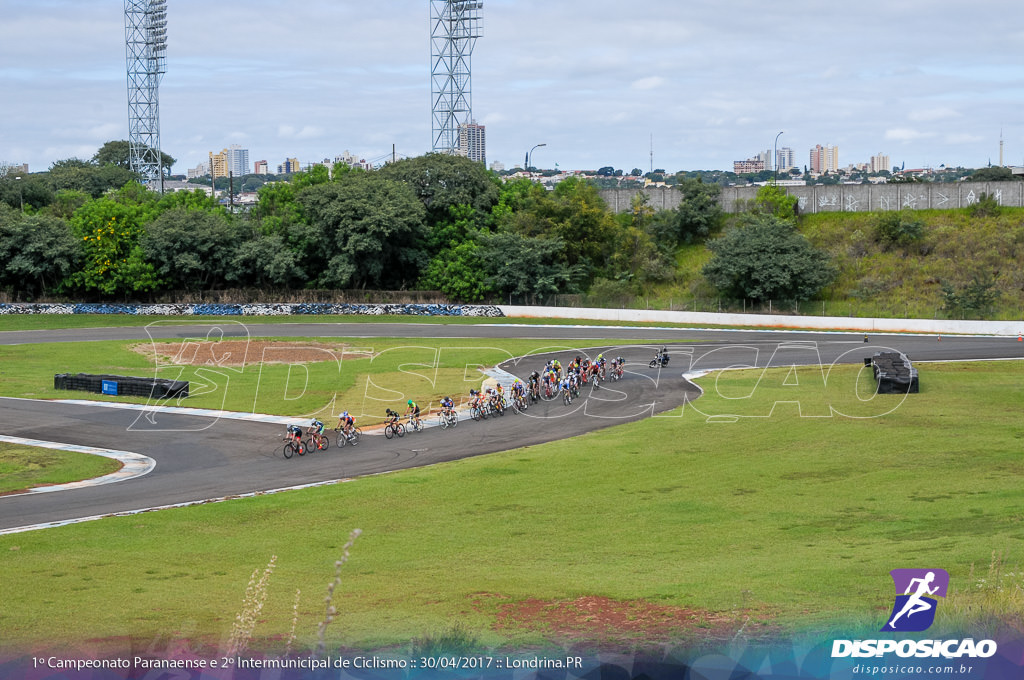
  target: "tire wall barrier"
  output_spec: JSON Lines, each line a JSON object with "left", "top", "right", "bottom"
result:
{"left": 0, "top": 303, "right": 505, "bottom": 317}
{"left": 54, "top": 373, "right": 189, "bottom": 399}
{"left": 866, "top": 352, "right": 919, "bottom": 394}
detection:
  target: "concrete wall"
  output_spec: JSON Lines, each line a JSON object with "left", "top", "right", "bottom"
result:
{"left": 599, "top": 181, "right": 1024, "bottom": 215}
{"left": 499, "top": 305, "right": 1024, "bottom": 337}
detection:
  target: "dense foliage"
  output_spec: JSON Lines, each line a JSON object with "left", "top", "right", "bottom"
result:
{"left": 3, "top": 143, "right": 1021, "bottom": 319}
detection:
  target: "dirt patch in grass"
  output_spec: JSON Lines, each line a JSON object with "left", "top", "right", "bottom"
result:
{"left": 487, "top": 595, "right": 779, "bottom": 650}
{"left": 133, "top": 340, "right": 372, "bottom": 367}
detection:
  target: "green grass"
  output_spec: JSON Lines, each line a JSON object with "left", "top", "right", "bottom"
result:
{"left": 0, "top": 444, "right": 122, "bottom": 494}
{"left": 1, "top": 360, "right": 1021, "bottom": 654}
{"left": 0, "top": 337, "right": 669, "bottom": 423}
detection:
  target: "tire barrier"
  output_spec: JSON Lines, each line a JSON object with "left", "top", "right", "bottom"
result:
{"left": 866, "top": 352, "right": 919, "bottom": 394}
{"left": 0, "top": 303, "right": 504, "bottom": 317}
{"left": 54, "top": 373, "right": 189, "bottom": 399}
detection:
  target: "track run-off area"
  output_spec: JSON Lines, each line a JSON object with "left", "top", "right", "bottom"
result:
{"left": 1, "top": 321, "right": 1022, "bottom": 534}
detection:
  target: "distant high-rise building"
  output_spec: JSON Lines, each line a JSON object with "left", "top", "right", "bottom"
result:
{"left": 276, "top": 158, "right": 300, "bottom": 174}
{"left": 226, "top": 145, "right": 249, "bottom": 177}
{"left": 777, "top": 147, "right": 795, "bottom": 172}
{"left": 870, "top": 152, "right": 890, "bottom": 174}
{"left": 810, "top": 144, "right": 839, "bottom": 173}
{"left": 208, "top": 150, "right": 228, "bottom": 179}
{"left": 253, "top": 160, "right": 268, "bottom": 175}
{"left": 458, "top": 120, "right": 486, "bottom": 164}
{"left": 186, "top": 162, "right": 208, "bottom": 179}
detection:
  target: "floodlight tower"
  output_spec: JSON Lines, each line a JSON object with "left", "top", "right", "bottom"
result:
{"left": 430, "top": 1, "right": 483, "bottom": 155}
{"left": 125, "top": 0, "right": 168, "bottom": 191}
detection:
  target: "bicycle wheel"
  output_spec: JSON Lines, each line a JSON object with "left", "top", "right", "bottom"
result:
{"left": 320, "top": 435, "right": 330, "bottom": 450}
{"left": 283, "top": 442, "right": 294, "bottom": 459}
{"left": 439, "top": 414, "right": 449, "bottom": 429}
{"left": 350, "top": 427, "right": 361, "bottom": 445}
{"left": 335, "top": 429, "right": 346, "bottom": 448}
{"left": 385, "top": 423, "right": 396, "bottom": 439}
{"left": 297, "top": 440, "right": 307, "bottom": 456}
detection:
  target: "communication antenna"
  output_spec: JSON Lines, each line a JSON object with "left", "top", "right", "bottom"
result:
{"left": 125, "top": 0, "right": 168, "bottom": 191}
{"left": 430, "top": 1, "right": 483, "bottom": 155}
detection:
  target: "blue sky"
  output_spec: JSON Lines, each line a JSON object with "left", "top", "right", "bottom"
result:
{"left": 2, "top": 0, "right": 1022, "bottom": 175}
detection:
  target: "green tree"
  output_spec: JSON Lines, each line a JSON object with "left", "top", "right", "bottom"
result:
{"left": 702, "top": 214, "right": 835, "bottom": 303}
{"left": 141, "top": 209, "right": 241, "bottom": 291}
{"left": 92, "top": 140, "right": 175, "bottom": 174}
{"left": 0, "top": 206, "right": 81, "bottom": 298}
{"left": 419, "top": 240, "right": 492, "bottom": 301}
{"left": 64, "top": 193, "right": 159, "bottom": 297}
{"left": 874, "top": 210, "right": 925, "bottom": 248}
{"left": 48, "top": 159, "right": 140, "bottom": 199}
{"left": 297, "top": 173, "right": 428, "bottom": 289}
{"left": 378, "top": 153, "right": 500, "bottom": 226}
{"left": 752, "top": 184, "right": 798, "bottom": 219}
{"left": 478, "top": 232, "right": 581, "bottom": 303}
{"left": 228, "top": 232, "right": 304, "bottom": 289}
{"left": 970, "top": 166, "right": 1020, "bottom": 182}
{"left": 941, "top": 272, "right": 1001, "bottom": 318}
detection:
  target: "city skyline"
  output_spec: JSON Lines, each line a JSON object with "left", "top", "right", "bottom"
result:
{"left": 2, "top": 1, "right": 1022, "bottom": 175}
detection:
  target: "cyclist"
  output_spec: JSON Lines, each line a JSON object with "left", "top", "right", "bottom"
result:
{"left": 308, "top": 418, "right": 325, "bottom": 448}
{"left": 385, "top": 408, "right": 401, "bottom": 427}
{"left": 405, "top": 399, "right": 422, "bottom": 430}
{"left": 337, "top": 411, "right": 356, "bottom": 440}
{"left": 286, "top": 424, "right": 302, "bottom": 444}
{"left": 440, "top": 395, "right": 455, "bottom": 414}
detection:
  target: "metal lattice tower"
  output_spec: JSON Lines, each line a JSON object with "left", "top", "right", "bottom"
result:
{"left": 431, "top": 1, "right": 483, "bottom": 155}
{"left": 125, "top": 0, "right": 167, "bottom": 190}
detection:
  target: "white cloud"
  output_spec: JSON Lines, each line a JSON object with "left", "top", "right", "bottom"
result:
{"left": 630, "top": 77, "right": 665, "bottom": 91}
{"left": 885, "top": 128, "right": 935, "bottom": 143}
{"left": 908, "top": 107, "right": 962, "bottom": 122}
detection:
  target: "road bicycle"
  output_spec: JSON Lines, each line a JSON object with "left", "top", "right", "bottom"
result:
{"left": 282, "top": 436, "right": 306, "bottom": 459}
{"left": 562, "top": 386, "right": 572, "bottom": 405}
{"left": 438, "top": 409, "right": 458, "bottom": 429}
{"left": 406, "top": 414, "right": 424, "bottom": 433}
{"left": 470, "top": 401, "right": 487, "bottom": 421}
{"left": 306, "top": 431, "right": 330, "bottom": 453}
{"left": 334, "top": 426, "right": 362, "bottom": 447}
{"left": 383, "top": 419, "right": 406, "bottom": 439}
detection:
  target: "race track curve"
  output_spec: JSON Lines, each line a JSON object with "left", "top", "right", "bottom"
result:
{"left": 1, "top": 322, "right": 1021, "bottom": 533}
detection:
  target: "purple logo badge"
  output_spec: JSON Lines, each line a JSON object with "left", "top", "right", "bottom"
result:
{"left": 881, "top": 568, "right": 950, "bottom": 632}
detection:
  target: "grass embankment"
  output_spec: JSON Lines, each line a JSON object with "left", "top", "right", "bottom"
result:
{"left": 0, "top": 360, "right": 1021, "bottom": 653}
{"left": 605, "top": 207, "right": 1024, "bottom": 320}
{"left": 0, "top": 444, "right": 121, "bottom": 495}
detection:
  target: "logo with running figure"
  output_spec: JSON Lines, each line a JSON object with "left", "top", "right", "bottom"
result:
{"left": 882, "top": 568, "right": 950, "bottom": 632}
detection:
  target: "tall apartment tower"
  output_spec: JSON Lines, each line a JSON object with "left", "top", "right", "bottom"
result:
{"left": 458, "top": 120, "right": 486, "bottom": 164}
{"left": 870, "top": 152, "right": 891, "bottom": 174}
{"left": 810, "top": 144, "right": 839, "bottom": 173}
{"left": 124, "top": 0, "right": 168, "bottom": 191}
{"left": 431, "top": 1, "right": 483, "bottom": 155}
{"left": 777, "top": 147, "right": 795, "bottom": 172}
{"left": 226, "top": 145, "right": 250, "bottom": 177}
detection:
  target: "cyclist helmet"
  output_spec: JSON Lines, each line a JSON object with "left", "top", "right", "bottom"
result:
{"left": 342, "top": 411, "right": 349, "bottom": 418}
{"left": 407, "top": 399, "right": 413, "bottom": 406}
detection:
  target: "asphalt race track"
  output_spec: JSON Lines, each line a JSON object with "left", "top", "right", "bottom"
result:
{"left": 1, "top": 322, "right": 1022, "bottom": 533}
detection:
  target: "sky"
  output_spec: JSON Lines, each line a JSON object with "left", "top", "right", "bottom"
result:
{"left": 2, "top": 0, "right": 1023, "bottom": 176}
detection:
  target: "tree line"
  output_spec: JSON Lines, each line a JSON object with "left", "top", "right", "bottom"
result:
{"left": 0, "top": 144, "right": 838, "bottom": 305}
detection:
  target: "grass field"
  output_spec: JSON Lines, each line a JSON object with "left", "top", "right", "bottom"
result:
{"left": 0, "top": 444, "right": 121, "bottom": 495}
{"left": 1, "top": 358, "right": 1021, "bottom": 656}
{"left": 0, "top": 337, "right": 668, "bottom": 423}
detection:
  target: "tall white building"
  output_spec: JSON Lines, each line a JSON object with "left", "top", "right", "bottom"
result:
{"left": 226, "top": 145, "right": 250, "bottom": 177}
{"left": 810, "top": 144, "right": 839, "bottom": 173}
{"left": 870, "top": 152, "right": 891, "bottom": 174}
{"left": 776, "top": 147, "right": 795, "bottom": 172}
{"left": 458, "top": 120, "right": 486, "bottom": 165}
